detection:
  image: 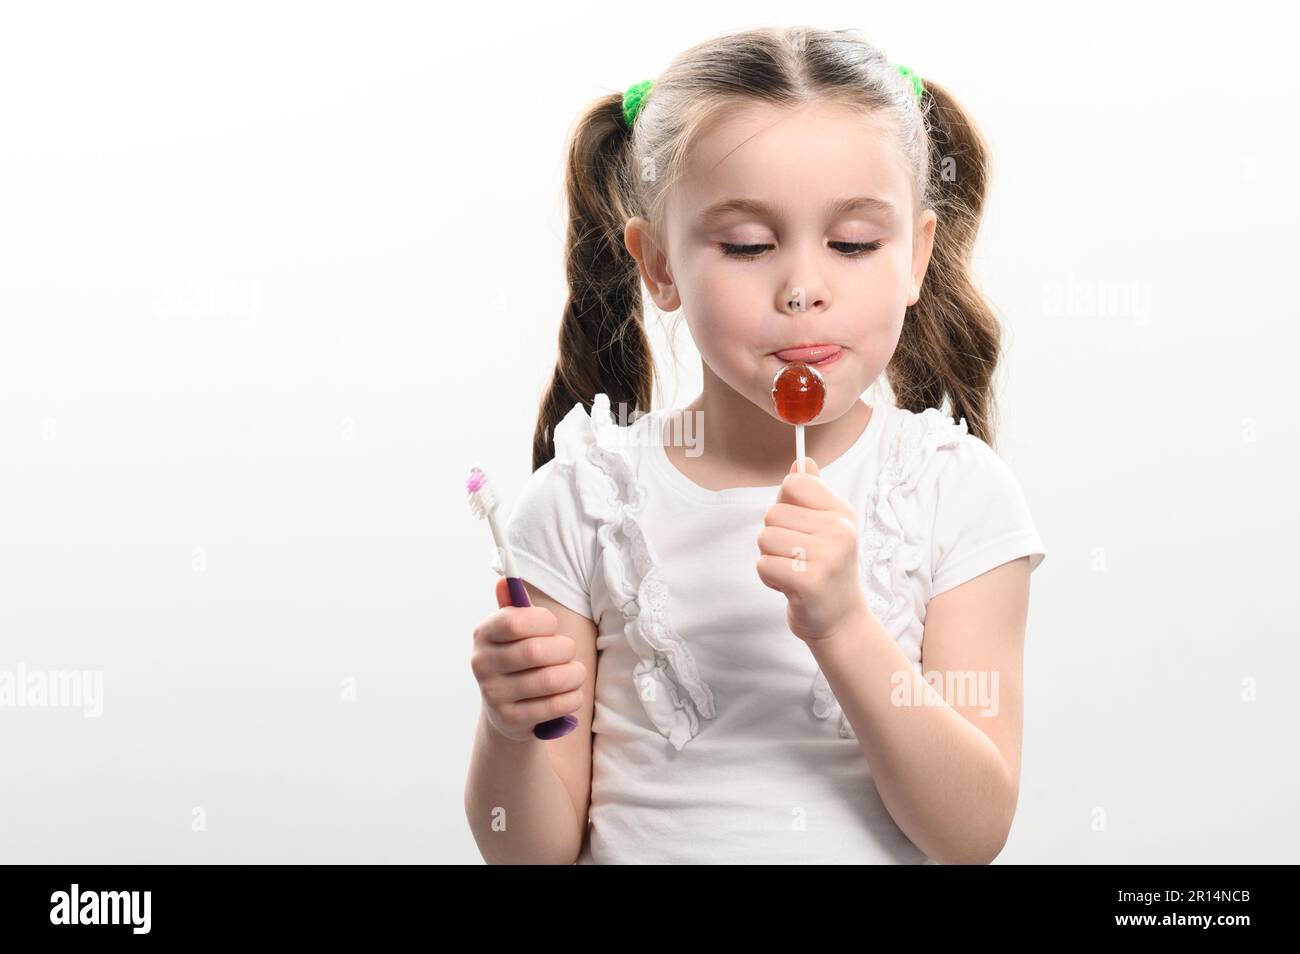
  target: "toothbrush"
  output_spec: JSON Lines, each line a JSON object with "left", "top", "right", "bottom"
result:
{"left": 465, "top": 465, "right": 579, "bottom": 741}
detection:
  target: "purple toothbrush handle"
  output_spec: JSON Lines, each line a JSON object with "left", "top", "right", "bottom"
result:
{"left": 505, "top": 576, "right": 531, "bottom": 608}
{"left": 506, "top": 576, "right": 579, "bottom": 740}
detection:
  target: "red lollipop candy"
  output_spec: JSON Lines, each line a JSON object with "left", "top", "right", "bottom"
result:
{"left": 771, "top": 361, "right": 826, "bottom": 424}
{"left": 771, "top": 361, "right": 826, "bottom": 473}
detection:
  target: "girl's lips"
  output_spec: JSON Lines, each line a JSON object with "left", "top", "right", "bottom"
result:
{"left": 773, "top": 345, "right": 843, "bottom": 368}
{"left": 773, "top": 344, "right": 842, "bottom": 364}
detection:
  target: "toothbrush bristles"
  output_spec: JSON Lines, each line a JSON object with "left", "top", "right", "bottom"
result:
{"left": 465, "top": 466, "right": 497, "bottom": 520}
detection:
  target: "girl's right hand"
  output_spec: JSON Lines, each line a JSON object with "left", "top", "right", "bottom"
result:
{"left": 471, "top": 577, "right": 587, "bottom": 743}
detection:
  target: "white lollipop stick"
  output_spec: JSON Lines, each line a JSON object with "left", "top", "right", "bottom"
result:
{"left": 795, "top": 423, "right": 806, "bottom": 474}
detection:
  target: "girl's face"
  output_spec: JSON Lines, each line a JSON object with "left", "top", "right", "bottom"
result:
{"left": 627, "top": 100, "right": 937, "bottom": 423}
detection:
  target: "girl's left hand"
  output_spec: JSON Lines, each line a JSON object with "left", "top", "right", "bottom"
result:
{"left": 756, "top": 457, "right": 871, "bottom": 643}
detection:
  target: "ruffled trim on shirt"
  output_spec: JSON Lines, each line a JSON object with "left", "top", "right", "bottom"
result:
{"left": 554, "top": 393, "right": 716, "bottom": 751}
{"left": 811, "top": 407, "right": 970, "bottom": 740}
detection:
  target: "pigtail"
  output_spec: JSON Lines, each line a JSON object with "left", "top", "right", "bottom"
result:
{"left": 888, "top": 78, "right": 1003, "bottom": 448}
{"left": 530, "top": 94, "right": 656, "bottom": 471}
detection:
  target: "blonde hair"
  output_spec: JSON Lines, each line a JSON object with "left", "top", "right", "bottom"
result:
{"left": 531, "top": 25, "right": 1002, "bottom": 470}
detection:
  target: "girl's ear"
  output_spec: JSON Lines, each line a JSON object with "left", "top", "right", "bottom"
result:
{"left": 625, "top": 216, "right": 681, "bottom": 311}
{"left": 907, "top": 209, "right": 938, "bottom": 307}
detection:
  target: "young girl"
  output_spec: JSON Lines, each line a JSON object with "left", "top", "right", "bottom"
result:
{"left": 464, "top": 26, "right": 1046, "bottom": 865}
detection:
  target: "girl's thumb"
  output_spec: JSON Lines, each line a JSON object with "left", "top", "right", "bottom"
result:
{"left": 790, "top": 457, "right": 821, "bottom": 476}
{"left": 494, "top": 575, "right": 513, "bottom": 608}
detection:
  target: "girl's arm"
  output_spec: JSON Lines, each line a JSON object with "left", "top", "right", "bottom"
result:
{"left": 808, "top": 557, "right": 1031, "bottom": 865}
{"left": 464, "top": 582, "right": 598, "bottom": 865}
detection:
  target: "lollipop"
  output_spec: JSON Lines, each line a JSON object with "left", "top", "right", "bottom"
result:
{"left": 771, "top": 361, "right": 826, "bottom": 474}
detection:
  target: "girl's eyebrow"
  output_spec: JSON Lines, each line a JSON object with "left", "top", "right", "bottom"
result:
{"left": 696, "top": 195, "right": 896, "bottom": 225}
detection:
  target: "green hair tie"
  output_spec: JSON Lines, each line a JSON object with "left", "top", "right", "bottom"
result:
{"left": 623, "top": 67, "right": 916, "bottom": 128}
{"left": 891, "top": 63, "right": 925, "bottom": 106}
{"left": 623, "top": 79, "right": 653, "bottom": 129}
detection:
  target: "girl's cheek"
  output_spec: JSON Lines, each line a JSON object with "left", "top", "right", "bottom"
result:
{"left": 695, "top": 282, "right": 761, "bottom": 332}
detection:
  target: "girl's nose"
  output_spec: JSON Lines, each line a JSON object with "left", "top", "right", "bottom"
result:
{"left": 781, "top": 284, "right": 828, "bottom": 315}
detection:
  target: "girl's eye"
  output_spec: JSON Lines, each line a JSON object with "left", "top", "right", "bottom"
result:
{"left": 718, "top": 241, "right": 883, "bottom": 260}
{"left": 830, "top": 241, "right": 883, "bottom": 257}
{"left": 719, "top": 243, "right": 773, "bottom": 259}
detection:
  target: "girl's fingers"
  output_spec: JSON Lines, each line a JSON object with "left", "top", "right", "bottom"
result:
{"left": 495, "top": 633, "right": 577, "bottom": 674}
{"left": 477, "top": 604, "right": 557, "bottom": 645}
{"left": 763, "top": 502, "right": 823, "bottom": 533}
{"left": 499, "top": 660, "right": 587, "bottom": 703}
{"left": 755, "top": 553, "right": 793, "bottom": 593}
{"left": 775, "top": 472, "right": 839, "bottom": 511}
{"left": 501, "top": 688, "right": 584, "bottom": 726}
{"left": 757, "top": 524, "right": 813, "bottom": 560}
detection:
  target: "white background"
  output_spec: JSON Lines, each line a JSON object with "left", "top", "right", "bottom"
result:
{"left": 1, "top": 0, "right": 1296, "bottom": 863}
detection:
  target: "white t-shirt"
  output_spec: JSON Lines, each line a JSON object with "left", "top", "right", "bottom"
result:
{"left": 492, "top": 392, "right": 1046, "bottom": 864}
